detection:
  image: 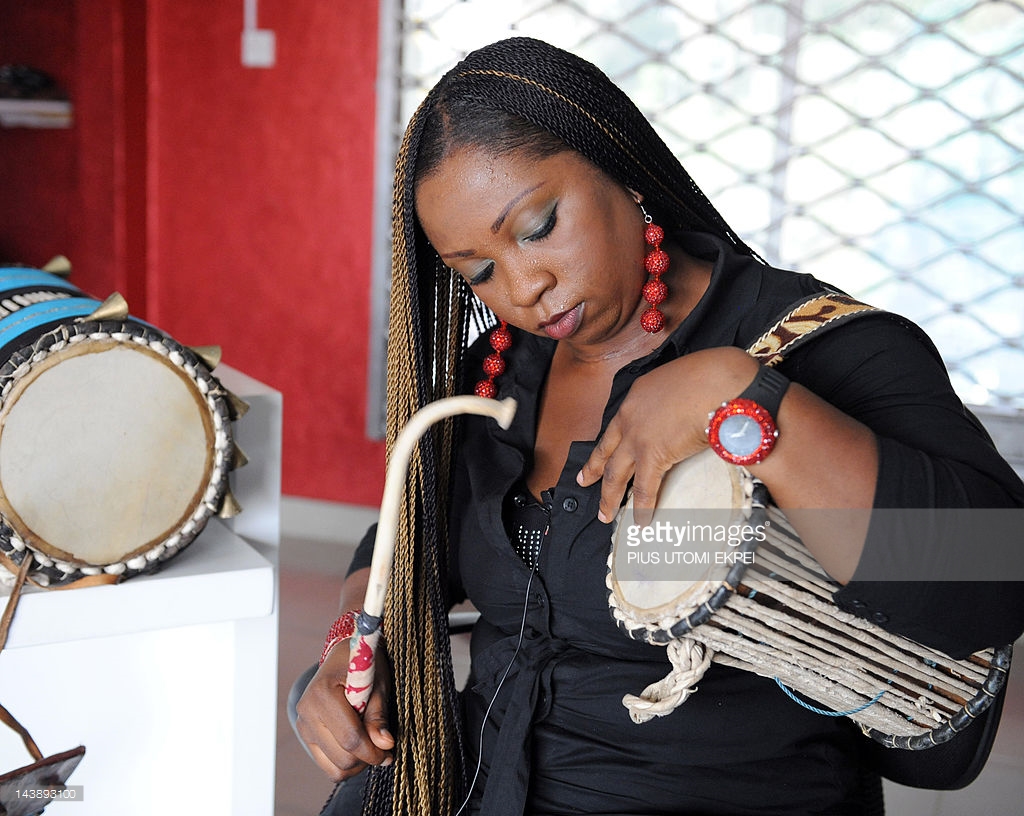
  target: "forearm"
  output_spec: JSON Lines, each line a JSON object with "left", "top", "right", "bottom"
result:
{"left": 340, "top": 566, "right": 370, "bottom": 615}
{"left": 749, "top": 380, "right": 879, "bottom": 583}
{"left": 694, "top": 349, "right": 880, "bottom": 583}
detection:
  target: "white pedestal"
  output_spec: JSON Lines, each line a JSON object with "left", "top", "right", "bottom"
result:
{"left": 0, "top": 365, "right": 282, "bottom": 816}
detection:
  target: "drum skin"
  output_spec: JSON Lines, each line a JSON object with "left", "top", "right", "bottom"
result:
{"left": 608, "top": 450, "right": 749, "bottom": 627}
{"left": 0, "top": 266, "right": 236, "bottom": 586}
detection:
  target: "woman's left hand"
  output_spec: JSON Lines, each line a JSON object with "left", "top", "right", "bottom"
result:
{"left": 577, "top": 346, "right": 759, "bottom": 526}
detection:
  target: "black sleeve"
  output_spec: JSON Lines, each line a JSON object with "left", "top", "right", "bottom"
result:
{"left": 781, "top": 313, "right": 1022, "bottom": 509}
{"left": 778, "top": 313, "right": 1024, "bottom": 657}
{"left": 346, "top": 523, "right": 377, "bottom": 577}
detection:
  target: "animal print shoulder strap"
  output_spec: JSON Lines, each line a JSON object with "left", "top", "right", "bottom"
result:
{"left": 746, "top": 293, "right": 880, "bottom": 367}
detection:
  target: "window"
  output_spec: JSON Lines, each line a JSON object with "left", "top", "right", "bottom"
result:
{"left": 368, "top": 0, "right": 1024, "bottom": 436}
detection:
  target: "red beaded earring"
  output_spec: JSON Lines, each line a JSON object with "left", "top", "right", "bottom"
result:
{"left": 639, "top": 205, "right": 669, "bottom": 334}
{"left": 475, "top": 319, "right": 512, "bottom": 398}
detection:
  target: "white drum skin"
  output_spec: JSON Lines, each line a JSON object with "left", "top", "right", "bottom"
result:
{"left": 609, "top": 450, "right": 750, "bottom": 624}
{"left": 0, "top": 340, "right": 213, "bottom": 565}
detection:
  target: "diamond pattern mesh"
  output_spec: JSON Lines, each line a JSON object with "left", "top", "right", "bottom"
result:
{"left": 381, "top": 0, "right": 1024, "bottom": 408}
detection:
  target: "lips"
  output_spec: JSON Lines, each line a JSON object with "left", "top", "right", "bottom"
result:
{"left": 540, "top": 304, "right": 582, "bottom": 340}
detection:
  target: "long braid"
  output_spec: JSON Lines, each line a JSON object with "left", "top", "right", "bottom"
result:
{"left": 361, "top": 91, "right": 469, "bottom": 816}
{"left": 368, "top": 36, "right": 756, "bottom": 816}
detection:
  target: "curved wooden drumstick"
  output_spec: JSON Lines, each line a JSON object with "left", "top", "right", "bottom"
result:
{"left": 345, "top": 395, "right": 517, "bottom": 713}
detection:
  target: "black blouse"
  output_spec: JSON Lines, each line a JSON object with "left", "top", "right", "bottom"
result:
{"left": 351, "top": 232, "right": 1024, "bottom": 815}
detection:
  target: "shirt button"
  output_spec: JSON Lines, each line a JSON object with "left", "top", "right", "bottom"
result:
{"left": 871, "top": 611, "right": 890, "bottom": 624}
{"left": 562, "top": 496, "right": 579, "bottom": 513}
{"left": 849, "top": 599, "right": 868, "bottom": 610}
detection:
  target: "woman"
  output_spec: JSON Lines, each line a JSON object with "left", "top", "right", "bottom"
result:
{"left": 296, "top": 37, "right": 1024, "bottom": 815}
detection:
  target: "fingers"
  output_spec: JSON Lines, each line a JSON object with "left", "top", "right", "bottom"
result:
{"left": 576, "top": 422, "right": 620, "bottom": 488}
{"left": 598, "top": 451, "right": 670, "bottom": 527}
{"left": 628, "top": 468, "right": 662, "bottom": 529}
{"left": 576, "top": 415, "right": 675, "bottom": 527}
{"left": 578, "top": 428, "right": 665, "bottom": 526}
{"left": 362, "top": 652, "right": 395, "bottom": 753}
{"left": 363, "top": 687, "right": 396, "bottom": 753}
{"left": 294, "top": 651, "right": 393, "bottom": 782}
{"left": 576, "top": 423, "right": 631, "bottom": 524}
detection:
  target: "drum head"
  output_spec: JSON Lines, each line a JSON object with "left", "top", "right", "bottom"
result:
{"left": 0, "top": 339, "right": 214, "bottom": 566}
{"left": 609, "top": 450, "right": 749, "bottom": 628}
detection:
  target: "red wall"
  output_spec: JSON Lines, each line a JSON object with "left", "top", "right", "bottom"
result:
{"left": 0, "top": 0, "right": 387, "bottom": 506}
{"left": 0, "top": 4, "right": 78, "bottom": 274}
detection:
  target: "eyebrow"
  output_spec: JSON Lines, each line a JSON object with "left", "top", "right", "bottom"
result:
{"left": 438, "top": 182, "right": 546, "bottom": 260}
{"left": 440, "top": 248, "right": 476, "bottom": 260}
{"left": 491, "top": 182, "right": 544, "bottom": 233}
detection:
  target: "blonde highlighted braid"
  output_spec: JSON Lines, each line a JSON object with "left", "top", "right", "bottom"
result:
{"left": 359, "top": 100, "right": 472, "bottom": 816}
{"left": 361, "top": 37, "right": 755, "bottom": 816}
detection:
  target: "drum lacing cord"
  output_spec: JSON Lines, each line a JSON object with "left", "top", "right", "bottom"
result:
{"left": 622, "top": 636, "right": 713, "bottom": 724}
{"left": 773, "top": 679, "right": 886, "bottom": 718}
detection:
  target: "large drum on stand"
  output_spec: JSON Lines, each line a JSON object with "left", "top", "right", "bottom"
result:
{"left": 0, "top": 265, "right": 243, "bottom": 587}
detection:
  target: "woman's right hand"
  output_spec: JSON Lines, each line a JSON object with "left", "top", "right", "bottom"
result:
{"left": 294, "top": 639, "right": 394, "bottom": 781}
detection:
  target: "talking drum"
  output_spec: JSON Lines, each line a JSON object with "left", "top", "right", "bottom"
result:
{"left": 0, "top": 266, "right": 242, "bottom": 587}
{"left": 606, "top": 449, "right": 1011, "bottom": 749}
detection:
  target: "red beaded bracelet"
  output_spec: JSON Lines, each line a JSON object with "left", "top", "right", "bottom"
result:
{"left": 319, "top": 609, "right": 360, "bottom": 666}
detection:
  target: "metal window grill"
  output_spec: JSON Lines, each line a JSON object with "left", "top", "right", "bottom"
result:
{"left": 368, "top": 0, "right": 1024, "bottom": 436}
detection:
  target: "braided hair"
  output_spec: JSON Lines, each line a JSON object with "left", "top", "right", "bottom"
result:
{"left": 368, "top": 37, "right": 755, "bottom": 816}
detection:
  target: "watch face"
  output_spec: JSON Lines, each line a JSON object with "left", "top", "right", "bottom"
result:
{"left": 707, "top": 398, "right": 778, "bottom": 465}
{"left": 718, "top": 414, "right": 762, "bottom": 458}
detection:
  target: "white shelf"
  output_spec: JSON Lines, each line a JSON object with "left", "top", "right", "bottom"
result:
{"left": 0, "top": 520, "right": 273, "bottom": 649}
{"left": 0, "top": 99, "right": 73, "bottom": 128}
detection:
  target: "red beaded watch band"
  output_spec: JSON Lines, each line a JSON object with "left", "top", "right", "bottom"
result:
{"left": 319, "top": 609, "right": 361, "bottom": 666}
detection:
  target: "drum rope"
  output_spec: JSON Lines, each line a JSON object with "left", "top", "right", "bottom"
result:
{"left": 773, "top": 679, "right": 886, "bottom": 718}
{"left": 755, "top": 520, "right": 991, "bottom": 679}
{"left": 739, "top": 567, "right": 989, "bottom": 694}
{"left": 703, "top": 632, "right": 929, "bottom": 736}
{"left": 705, "top": 610, "right": 947, "bottom": 731}
{"left": 715, "top": 591, "right": 975, "bottom": 717}
{"left": 621, "top": 637, "right": 712, "bottom": 724}
{"left": 755, "top": 535, "right": 992, "bottom": 685}
{"left": 708, "top": 622, "right": 923, "bottom": 722}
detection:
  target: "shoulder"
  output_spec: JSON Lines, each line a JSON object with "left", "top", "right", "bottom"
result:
{"left": 775, "top": 307, "right": 959, "bottom": 432}
{"left": 779, "top": 308, "right": 946, "bottom": 396}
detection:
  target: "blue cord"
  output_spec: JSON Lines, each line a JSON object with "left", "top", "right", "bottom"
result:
{"left": 774, "top": 678, "right": 885, "bottom": 717}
